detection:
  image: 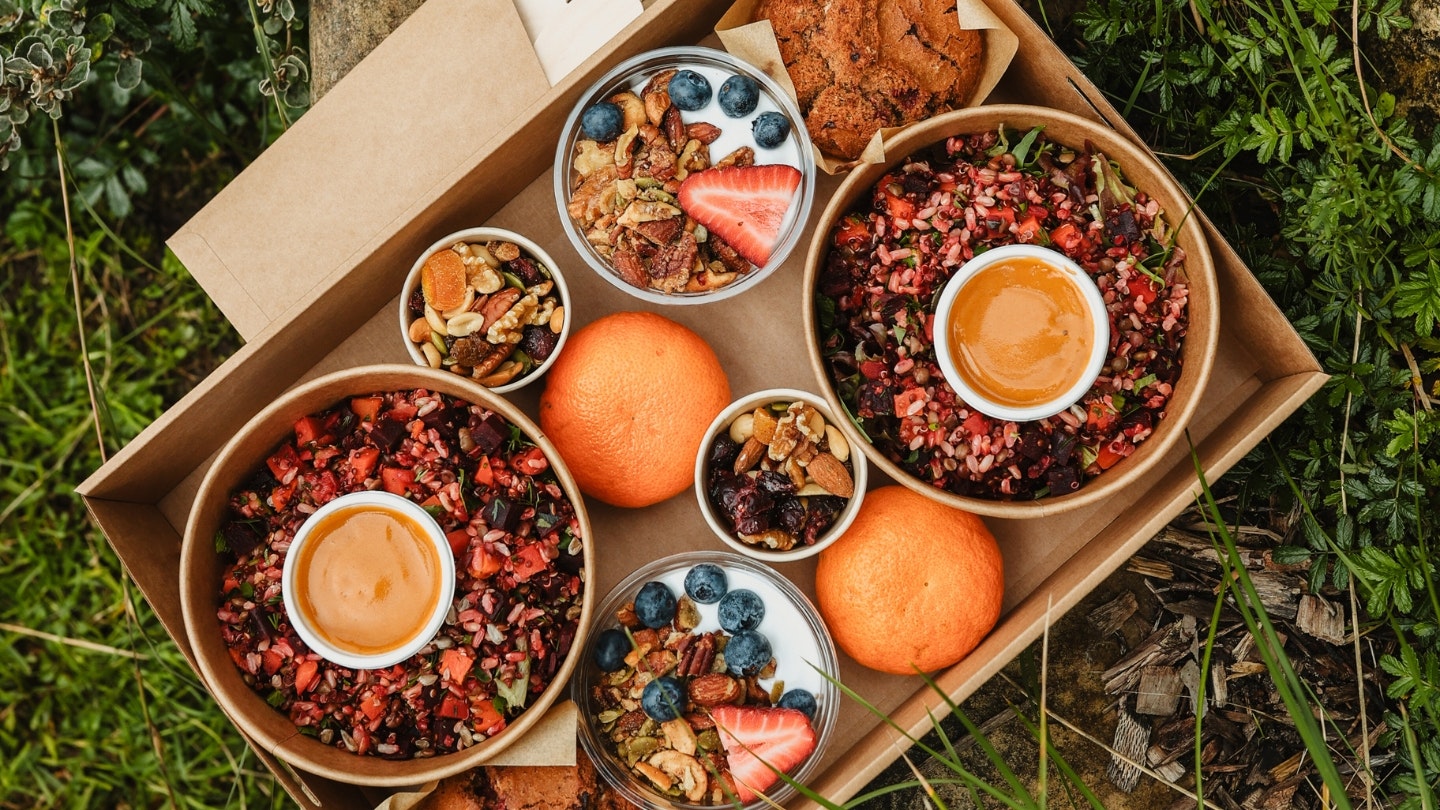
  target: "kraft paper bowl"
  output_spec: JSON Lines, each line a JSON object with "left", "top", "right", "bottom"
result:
{"left": 574, "top": 551, "right": 839, "bottom": 809}
{"left": 803, "top": 105, "right": 1219, "bottom": 518}
{"left": 554, "top": 46, "right": 816, "bottom": 305}
{"left": 179, "top": 365, "right": 594, "bottom": 786}
{"left": 694, "top": 388, "right": 867, "bottom": 563}
{"left": 399, "top": 227, "right": 571, "bottom": 394}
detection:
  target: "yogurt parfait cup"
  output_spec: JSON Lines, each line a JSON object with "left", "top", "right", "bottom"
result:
{"left": 575, "top": 551, "right": 839, "bottom": 808}
{"left": 555, "top": 46, "right": 816, "bottom": 304}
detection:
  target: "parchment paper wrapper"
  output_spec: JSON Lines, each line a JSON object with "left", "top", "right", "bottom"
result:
{"left": 371, "top": 701, "right": 579, "bottom": 809}
{"left": 716, "top": 0, "right": 1018, "bottom": 173}
{"left": 514, "top": 0, "right": 644, "bottom": 85}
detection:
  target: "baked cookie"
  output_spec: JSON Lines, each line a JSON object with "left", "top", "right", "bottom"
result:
{"left": 755, "top": 0, "right": 985, "bottom": 160}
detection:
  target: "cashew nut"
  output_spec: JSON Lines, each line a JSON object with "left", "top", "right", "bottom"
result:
{"left": 649, "top": 750, "right": 707, "bottom": 803}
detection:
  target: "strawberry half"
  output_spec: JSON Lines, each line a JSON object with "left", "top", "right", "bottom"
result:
{"left": 711, "top": 705, "right": 817, "bottom": 803}
{"left": 678, "top": 164, "right": 801, "bottom": 267}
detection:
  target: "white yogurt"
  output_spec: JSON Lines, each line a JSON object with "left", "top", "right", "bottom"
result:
{"left": 644, "top": 563, "right": 830, "bottom": 713}
{"left": 623, "top": 63, "right": 804, "bottom": 173}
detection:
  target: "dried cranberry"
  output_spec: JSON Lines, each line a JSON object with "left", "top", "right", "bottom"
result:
{"left": 775, "top": 497, "right": 806, "bottom": 534}
{"left": 708, "top": 471, "right": 744, "bottom": 513}
{"left": 518, "top": 325, "right": 559, "bottom": 363}
{"left": 408, "top": 287, "right": 426, "bottom": 317}
{"left": 733, "top": 484, "right": 773, "bottom": 519}
{"left": 507, "top": 256, "right": 546, "bottom": 286}
{"left": 755, "top": 470, "right": 796, "bottom": 496}
{"left": 708, "top": 435, "right": 741, "bottom": 470}
{"left": 802, "top": 496, "right": 844, "bottom": 545}
{"left": 734, "top": 513, "right": 770, "bottom": 535}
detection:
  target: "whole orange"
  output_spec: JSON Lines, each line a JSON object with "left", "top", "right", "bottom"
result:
{"left": 539, "top": 311, "right": 731, "bottom": 508}
{"left": 814, "top": 486, "right": 1004, "bottom": 674}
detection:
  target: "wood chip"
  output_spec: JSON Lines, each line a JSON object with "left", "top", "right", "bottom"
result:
{"left": 1136, "top": 665, "right": 1183, "bottom": 716}
{"left": 1127, "top": 556, "right": 1174, "bottom": 579}
{"left": 1179, "top": 659, "right": 1203, "bottom": 718}
{"left": 1153, "top": 758, "right": 1186, "bottom": 783}
{"left": 1088, "top": 591, "right": 1138, "bottom": 636}
{"left": 1107, "top": 697, "right": 1149, "bottom": 793}
{"left": 1104, "top": 621, "right": 1192, "bottom": 695}
{"left": 1296, "top": 593, "right": 1346, "bottom": 644}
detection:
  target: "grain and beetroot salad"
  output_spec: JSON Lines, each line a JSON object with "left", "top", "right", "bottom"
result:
{"left": 214, "top": 388, "right": 585, "bottom": 758}
{"left": 816, "top": 128, "right": 1190, "bottom": 499}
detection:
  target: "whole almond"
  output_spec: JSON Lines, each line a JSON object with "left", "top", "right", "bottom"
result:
{"left": 687, "top": 673, "right": 743, "bottom": 707}
{"left": 807, "top": 452, "right": 854, "bottom": 498}
{"left": 732, "top": 437, "right": 765, "bottom": 475}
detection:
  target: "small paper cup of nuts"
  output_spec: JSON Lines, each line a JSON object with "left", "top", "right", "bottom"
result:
{"left": 696, "top": 389, "right": 867, "bottom": 562}
{"left": 399, "top": 227, "right": 570, "bottom": 393}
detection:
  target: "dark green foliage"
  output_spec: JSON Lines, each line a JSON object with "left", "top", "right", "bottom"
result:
{"left": 1042, "top": 0, "right": 1440, "bottom": 803}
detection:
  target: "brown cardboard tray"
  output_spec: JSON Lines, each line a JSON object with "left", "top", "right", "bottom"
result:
{"left": 79, "top": 0, "right": 1325, "bottom": 806}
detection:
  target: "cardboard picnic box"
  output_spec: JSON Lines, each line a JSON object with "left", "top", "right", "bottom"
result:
{"left": 77, "top": 0, "right": 1326, "bottom": 805}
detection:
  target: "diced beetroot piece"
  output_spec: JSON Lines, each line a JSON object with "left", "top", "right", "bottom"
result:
{"left": 1046, "top": 464, "right": 1080, "bottom": 494}
{"left": 369, "top": 417, "right": 407, "bottom": 451}
{"left": 468, "top": 412, "right": 507, "bottom": 455}
{"left": 518, "top": 325, "right": 559, "bottom": 363}
{"left": 483, "top": 496, "right": 521, "bottom": 532}
{"left": 222, "top": 522, "right": 263, "bottom": 560}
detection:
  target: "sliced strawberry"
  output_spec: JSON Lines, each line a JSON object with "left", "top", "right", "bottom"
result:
{"left": 711, "top": 705, "right": 817, "bottom": 803}
{"left": 678, "top": 164, "right": 801, "bottom": 267}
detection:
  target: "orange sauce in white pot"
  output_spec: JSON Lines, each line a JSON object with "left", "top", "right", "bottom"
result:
{"left": 946, "top": 257, "right": 1096, "bottom": 409}
{"left": 291, "top": 505, "right": 443, "bottom": 655}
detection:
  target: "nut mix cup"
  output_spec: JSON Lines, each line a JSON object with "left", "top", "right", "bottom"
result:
{"left": 179, "top": 365, "right": 594, "bottom": 786}
{"left": 802, "top": 105, "right": 1219, "bottom": 518}
{"left": 399, "top": 227, "right": 572, "bottom": 394}
{"left": 553, "top": 45, "right": 817, "bottom": 305}
{"left": 694, "top": 388, "right": 868, "bottom": 562}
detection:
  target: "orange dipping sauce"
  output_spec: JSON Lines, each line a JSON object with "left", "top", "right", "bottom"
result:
{"left": 291, "top": 505, "right": 443, "bottom": 656}
{"left": 947, "top": 256, "right": 1096, "bottom": 409}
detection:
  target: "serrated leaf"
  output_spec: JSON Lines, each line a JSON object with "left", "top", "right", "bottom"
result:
{"left": 1272, "top": 545, "right": 1312, "bottom": 565}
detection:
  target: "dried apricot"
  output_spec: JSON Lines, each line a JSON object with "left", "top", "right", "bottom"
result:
{"left": 420, "top": 249, "right": 468, "bottom": 311}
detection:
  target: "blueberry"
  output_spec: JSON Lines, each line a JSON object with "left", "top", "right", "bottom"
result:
{"left": 778, "top": 689, "right": 818, "bottom": 720}
{"left": 634, "top": 581, "right": 677, "bottom": 629}
{"left": 725, "top": 630, "right": 773, "bottom": 676}
{"left": 592, "top": 627, "right": 631, "bottom": 672}
{"left": 752, "top": 111, "right": 791, "bottom": 149}
{"left": 580, "top": 101, "right": 625, "bottom": 141}
{"left": 717, "top": 75, "right": 759, "bottom": 118}
{"left": 667, "top": 70, "right": 712, "bottom": 112}
{"left": 717, "top": 588, "right": 765, "bottom": 633}
{"left": 684, "top": 563, "right": 728, "bottom": 605}
{"left": 641, "top": 675, "right": 687, "bottom": 721}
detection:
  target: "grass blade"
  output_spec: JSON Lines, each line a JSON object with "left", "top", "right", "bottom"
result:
{"left": 1190, "top": 440, "right": 1353, "bottom": 810}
